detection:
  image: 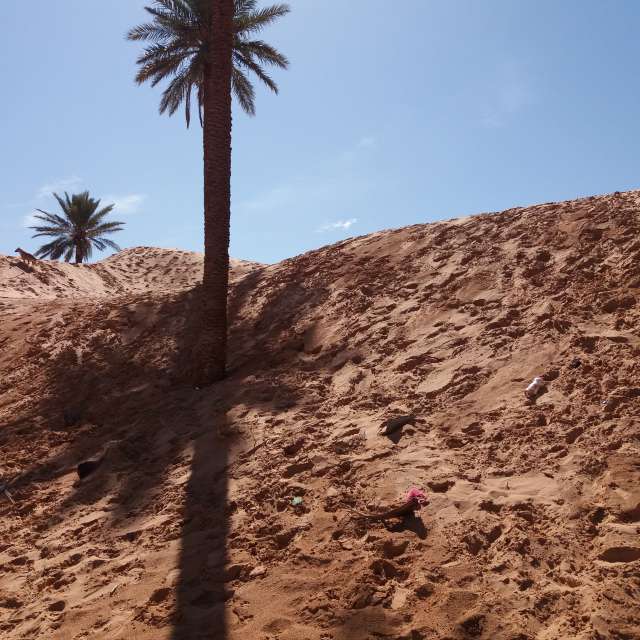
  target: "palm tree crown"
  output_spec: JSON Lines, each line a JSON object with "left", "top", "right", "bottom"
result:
{"left": 127, "top": 0, "right": 290, "bottom": 123}
{"left": 30, "top": 191, "right": 125, "bottom": 264}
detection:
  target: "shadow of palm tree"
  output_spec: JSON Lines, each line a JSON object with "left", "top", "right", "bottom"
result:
{"left": 1, "top": 270, "right": 313, "bottom": 638}
{"left": 169, "top": 408, "right": 230, "bottom": 639}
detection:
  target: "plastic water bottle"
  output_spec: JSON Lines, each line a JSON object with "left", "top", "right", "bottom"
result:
{"left": 525, "top": 377, "right": 544, "bottom": 399}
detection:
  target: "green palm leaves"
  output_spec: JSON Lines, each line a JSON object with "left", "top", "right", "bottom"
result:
{"left": 30, "top": 191, "right": 125, "bottom": 263}
{"left": 127, "top": 0, "right": 290, "bottom": 124}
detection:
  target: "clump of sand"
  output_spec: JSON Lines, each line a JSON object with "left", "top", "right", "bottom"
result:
{"left": 0, "top": 191, "right": 639, "bottom": 639}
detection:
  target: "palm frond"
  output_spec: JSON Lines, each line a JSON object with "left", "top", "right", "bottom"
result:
{"left": 33, "top": 210, "right": 70, "bottom": 228}
{"left": 31, "top": 230, "right": 71, "bottom": 239}
{"left": 231, "top": 67, "right": 256, "bottom": 115}
{"left": 52, "top": 192, "right": 71, "bottom": 217}
{"left": 235, "top": 50, "right": 278, "bottom": 94}
{"left": 35, "top": 238, "right": 72, "bottom": 260}
{"left": 87, "top": 204, "right": 116, "bottom": 227}
{"left": 81, "top": 239, "right": 94, "bottom": 261}
{"left": 159, "top": 64, "right": 199, "bottom": 124}
{"left": 91, "top": 238, "right": 122, "bottom": 252}
{"left": 87, "top": 222, "right": 125, "bottom": 236}
{"left": 235, "top": 0, "right": 257, "bottom": 14}
{"left": 234, "top": 3, "right": 290, "bottom": 35}
{"left": 236, "top": 39, "right": 288, "bottom": 69}
{"left": 135, "top": 46, "right": 189, "bottom": 87}
{"left": 127, "top": 22, "right": 175, "bottom": 43}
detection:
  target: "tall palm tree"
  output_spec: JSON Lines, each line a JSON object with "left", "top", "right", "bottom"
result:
{"left": 30, "top": 191, "right": 125, "bottom": 264}
{"left": 127, "top": 0, "right": 290, "bottom": 384}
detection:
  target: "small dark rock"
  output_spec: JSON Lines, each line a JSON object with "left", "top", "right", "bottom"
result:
{"left": 463, "top": 534, "right": 484, "bottom": 556}
{"left": 351, "top": 585, "right": 374, "bottom": 609}
{"left": 517, "top": 577, "right": 534, "bottom": 591}
{"left": 0, "top": 596, "right": 22, "bottom": 609}
{"left": 275, "top": 528, "right": 299, "bottom": 548}
{"left": 370, "top": 558, "right": 401, "bottom": 581}
{"left": 48, "top": 600, "right": 66, "bottom": 612}
{"left": 382, "top": 539, "right": 409, "bottom": 559}
{"left": 427, "top": 479, "right": 455, "bottom": 493}
{"left": 414, "top": 582, "right": 434, "bottom": 599}
{"left": 445, "top": 436, "right": 465, "bottom": 449}
{"left": 77, "top": 456, "right": 105, "bottom": 480}
{"left": 283, "top": 438, "right": 305, "bottom": 457}
{"left": 589, "top": 506, "right": 606, "bottom": 525}
{"left": 484, "top": 525, "right": 503, "bottom": 544}
{"left": 479, "top": 499, "right": 502, "bottom": 514}
{"left": 148, "top": 588, "right": 171, "bottom": 604}
{"left": 459, "top": 613, "right": 485, "bottom": 637}
{"left": 283, "top": 460, "right": 313, "bottom": 478}
{"left": 565, "top": 426, "right": 584, "bottom": 444}
{"left": 379, "top": 414, "right": 416, "bottom": 435}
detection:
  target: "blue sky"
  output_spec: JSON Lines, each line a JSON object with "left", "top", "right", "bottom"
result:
{"left": 1, "top": 1, "right": 639, "bottom": 264}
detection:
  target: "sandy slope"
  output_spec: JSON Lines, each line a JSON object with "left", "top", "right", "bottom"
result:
{"left": 0, "top": 191, "right": 639, "bottom": 640}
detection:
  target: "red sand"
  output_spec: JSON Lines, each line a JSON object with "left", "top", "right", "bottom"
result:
{"left": 1, "top": 192, "right": 639, "bottom": 639}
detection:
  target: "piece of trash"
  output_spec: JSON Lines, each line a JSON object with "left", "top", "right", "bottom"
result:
{"left": 345, "top": 486, "right": 428, "bottom": 520}
{"left": 0, "top": 483, "right": 15, "bottom": 504}
{"left": 291, "top": 496, "right": 303, "bottom": 506}
{"left": 249, "top": 565, "right": 267, "bottom": 578}
{"left": 524, "top": 377, "right": 545, "bottom": 400}
{"left": 76, "top": 442, "right": 118, "bottom": 480}
{"left": 0, "top": 478, "right": 16, "bottom": 504}
{"left": 601, "top": 396, "right": 619, "bottom": 413}
{"left": 569, "top": 358, "right": 582, "bottom": 369}
{"left": 77, "top": 456, "right": 105, "bottom": 480}
{"left": 378, "top": 414, "right": 416, "bottom": 436}
{"left": 405, "top": 487, "right": 428, "bottom": 509}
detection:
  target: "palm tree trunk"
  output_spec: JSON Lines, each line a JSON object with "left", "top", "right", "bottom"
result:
{"left": 198, "top": 0, "right": 234, "bottom": 384}
{"left": 75, "top": 246, "right": 82, "bottom": 264}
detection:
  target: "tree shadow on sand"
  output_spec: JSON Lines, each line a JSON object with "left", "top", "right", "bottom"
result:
{"left": 1, "top": 278, "right": 305, "bottom": 640}
{"left": 1, "top": 242, "right": 376, "bottom": 638}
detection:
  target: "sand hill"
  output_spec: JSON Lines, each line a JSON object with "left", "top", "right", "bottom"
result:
{"left": 0, "top": 191, "right": 639, "bottom": 640}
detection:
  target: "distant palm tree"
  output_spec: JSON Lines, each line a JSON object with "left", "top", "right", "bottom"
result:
{"left": 30, "top": 191, "right": 125, "bottom": 264}
{"left": 127, "top": 0, "right": 290, "bottom": 384}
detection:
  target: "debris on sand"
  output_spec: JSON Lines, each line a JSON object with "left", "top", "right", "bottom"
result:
{"left": 346, "top": 487, "right": 428, "bottom": 520}
{"left": 378, "top": 414, "right": 417, "bottom": 436}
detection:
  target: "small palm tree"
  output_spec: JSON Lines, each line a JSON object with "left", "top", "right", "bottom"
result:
{"left": 127, "top": 0, "right": 289, "bottom": 384}
{"left": 30, "top": 191, "right": 125, "bottom": 264}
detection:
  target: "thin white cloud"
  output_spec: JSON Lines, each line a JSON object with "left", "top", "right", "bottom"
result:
{"left": 481, "top": 62, "right": 533, "bottom": 128}
{"left": 357, "top": 136, "right": 377, "bottom": 150}
{"left": 22, "top": 212, "right": 40, "bottom": 228}
{"left": 20, "top": 189, "right": 145, "bottom": 228}
{"left": 317, "top": 218, "right": 358, "bottom": 233}
{"left": 238, "top": 186, "right": 295, "bottom": 212}
{"left": 341, "top": 135, "right": 378, "bottom": 162}
{"left": 103, "top": 193, "right": 146, "bottom": 215}
{"left": 36, "top": 175, "right": 82, "bottom": 199}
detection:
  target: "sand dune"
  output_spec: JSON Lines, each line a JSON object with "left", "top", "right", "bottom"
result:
{"left": 0, "top": 191, "right": 639, "bottom": 639}
{"left": 0, "top": 246, "right": 260, "bottom": 300}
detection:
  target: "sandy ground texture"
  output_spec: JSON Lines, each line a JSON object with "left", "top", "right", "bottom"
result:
{"left": 0, "top": 191, "right": 639, "bottom": 640}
